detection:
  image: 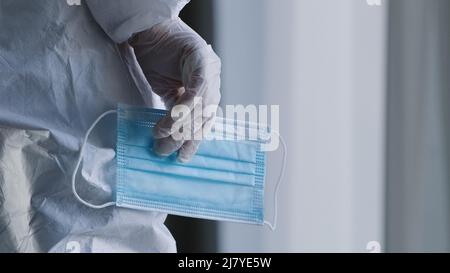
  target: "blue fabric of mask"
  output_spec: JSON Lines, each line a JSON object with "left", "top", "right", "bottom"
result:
{"left": 115, "top": 104, "right": 267, "bottom": 224}
{"left": 72, "top": 104, "right": 284, "bottom": 228}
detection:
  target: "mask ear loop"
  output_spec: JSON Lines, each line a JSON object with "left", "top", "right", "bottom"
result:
{"left": 71, "top": 110, "right": 118, "bottom": 209}
{"left": 264, "top": 131, "right": 287, "bottom": 231}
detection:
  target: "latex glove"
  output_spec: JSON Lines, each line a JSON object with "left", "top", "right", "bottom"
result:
{"left": 129, "top": 18, "right": 221, "bottom": 163}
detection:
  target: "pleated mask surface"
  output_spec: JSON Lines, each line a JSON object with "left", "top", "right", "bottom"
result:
{"left": 72, "top": 104, "right": 285, "bottom": 229}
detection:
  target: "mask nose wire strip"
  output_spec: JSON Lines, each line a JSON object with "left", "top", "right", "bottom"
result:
{"left": 72, "top": 110, "right": 118, "bottom": 209}
{"left": 264, "top": 132, "right": 287, "bottom": 231}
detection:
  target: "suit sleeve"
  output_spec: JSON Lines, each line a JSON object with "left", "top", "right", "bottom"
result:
{"left": 85, "top": 0, "right": 190, "bottom": 43}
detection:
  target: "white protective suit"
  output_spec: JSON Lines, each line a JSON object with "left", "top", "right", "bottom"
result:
{"left": 0, "top": 0, "right": 190, "bottom": 252}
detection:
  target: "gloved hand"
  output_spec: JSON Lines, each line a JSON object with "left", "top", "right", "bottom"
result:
{"left": 129, "top": 18, "right": 222, "bottom": 163}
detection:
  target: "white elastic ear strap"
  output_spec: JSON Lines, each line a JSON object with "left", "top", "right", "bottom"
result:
{"left": 73, "top": 110, "right": 288, "bottom": 227}
{"left": 264, "top": 132, "right": 287, "bottom": 231}
{"left": 71, "top": 110, "right": 117, "bottom": 209}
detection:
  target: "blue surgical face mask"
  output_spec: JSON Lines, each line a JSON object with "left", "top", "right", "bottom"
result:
{"left": 72, "top": 104, "right": 286, "bottom": 230}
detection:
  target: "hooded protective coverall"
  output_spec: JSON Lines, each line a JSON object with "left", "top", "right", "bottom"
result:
{"left": 0, "top": 0, "right": 192, "bottom": 252}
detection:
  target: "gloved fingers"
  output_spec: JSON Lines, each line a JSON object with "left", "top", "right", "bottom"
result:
{"left": 153, "top": 131, "right": 202, "bottom": 161}
{"left": 175, "top": 113, "right": 216, "bottom": 162}
{"left": 152, "top": 96, "right": 218, "bottom": 162}
{"left": 132, "top": 17, "right": 221, "bottom": 161}
{"left": 154, "top": 107, "right": 213, "bottom": 148}
{"left": 175, "top": 114, "right": 215, "bottom": 163}
{"left": 143, "top": 71, "right": 183, "bottom": 98}
{"left": 153, "top": 92, "right": 203, "bottom": 139}
{"left": 177, "top": 47, "right": 222, "bottom": 127}
{"left": 152, "top": 136, "right": 184, "bottom": 157}
{"left": 157, "top": 87, "right": 184, "bottom": 109}
{"left": 130, "top": 18, "right": 207, "bottom": 83}
{"left": 153, "top": 108, "right": 188, "bottom": 140}
{"left": 201, "top": 114, "right": 217, "bottom": 139}
{"left": 177, "top": 140, "right": 201, "bottom": 163}
{"left": 181, "top": 45, "right": 221, "bottom": 101}
{"left": 153, "top": 115, "right": 175, "bottom": 139}
{"left": 153, "top": 45, "right": 221, "bottom": 140}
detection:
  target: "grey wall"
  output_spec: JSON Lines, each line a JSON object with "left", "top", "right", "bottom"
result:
{"left": 215, "top": 0, "right": 387, "bottom": 252}
{"left": 386, "top": 0, "right": 450, "bottom": 252}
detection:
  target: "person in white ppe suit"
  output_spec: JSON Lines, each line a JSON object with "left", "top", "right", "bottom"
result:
{"left": 0, "top": 0, "right": 221, "bottom": 253}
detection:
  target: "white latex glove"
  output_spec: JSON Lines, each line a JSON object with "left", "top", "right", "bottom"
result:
{"left": 129, "top": 18, "right": 221, "bottom": 163}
